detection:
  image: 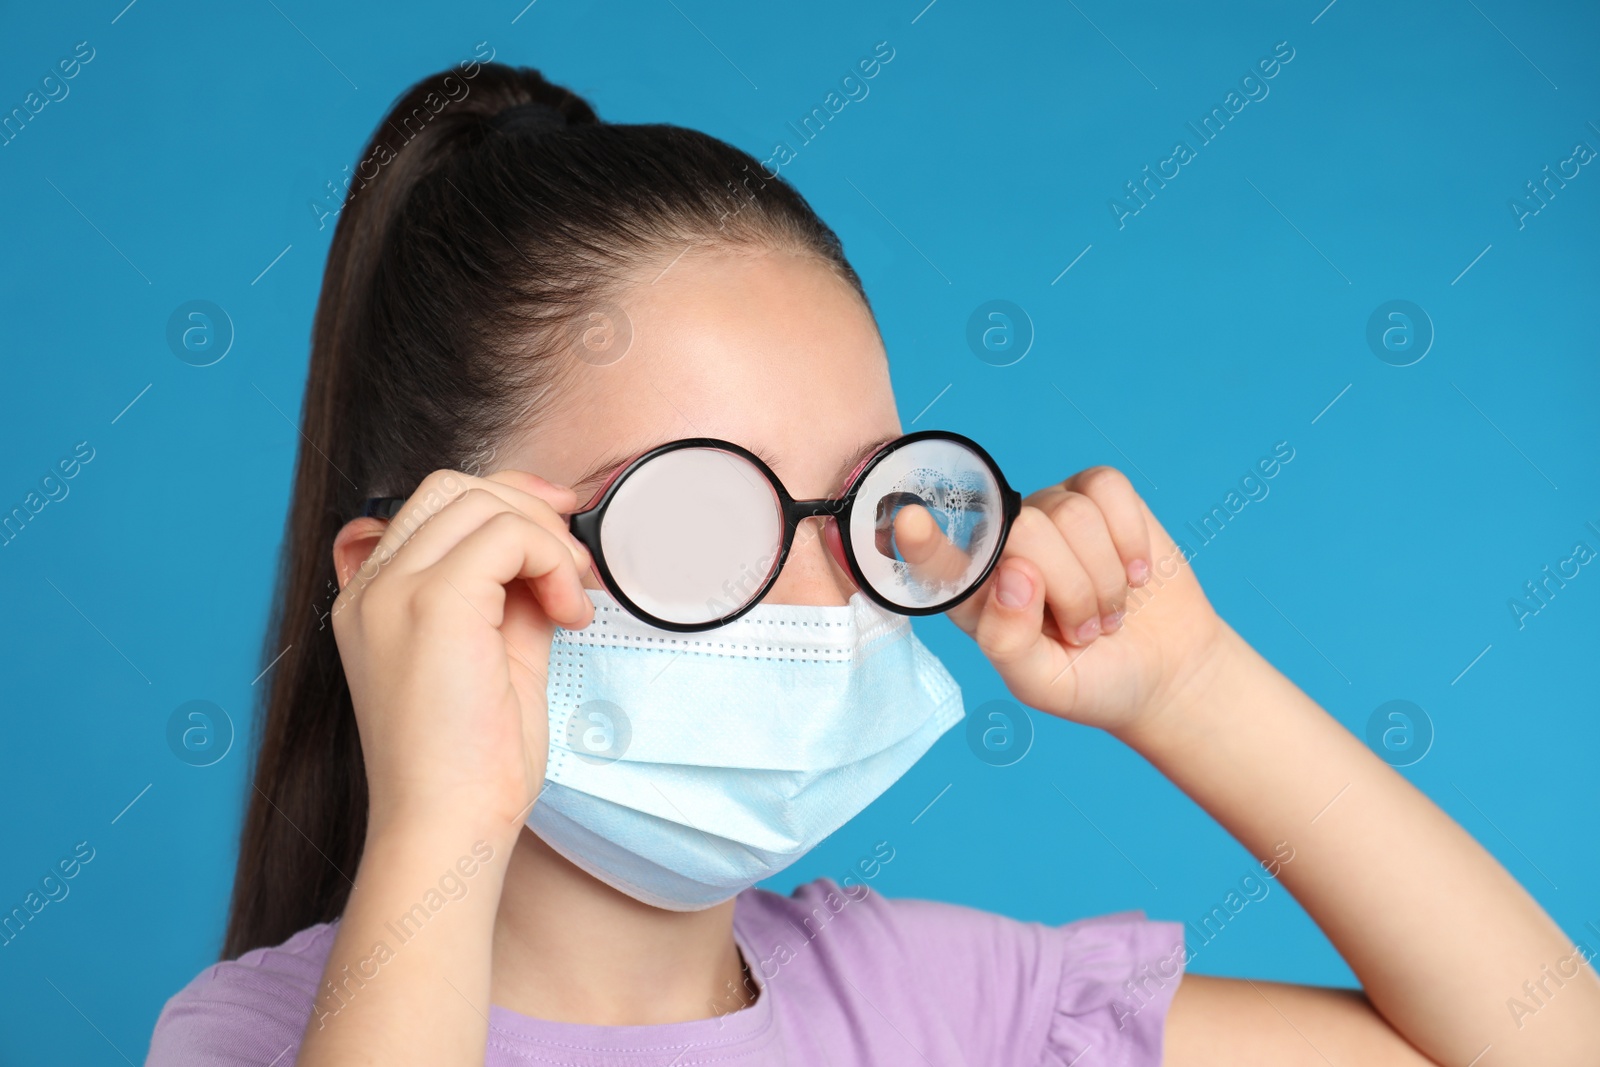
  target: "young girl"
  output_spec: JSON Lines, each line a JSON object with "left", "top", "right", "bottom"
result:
{"left": 146, "top": 63, "right": 1599, "bottom": 1066}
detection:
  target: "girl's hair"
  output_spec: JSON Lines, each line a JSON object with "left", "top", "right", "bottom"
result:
{"left": 223, "top": 60, "right": 869, "bottom": 959}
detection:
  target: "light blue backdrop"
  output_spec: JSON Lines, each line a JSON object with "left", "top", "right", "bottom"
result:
{"left": 2, "top": 1, "right": 1596, "bottom": 1062}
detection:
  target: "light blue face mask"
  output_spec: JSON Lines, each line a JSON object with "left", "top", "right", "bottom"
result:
{"left": 527, "top": 587, "right": 965, "bottom": 910}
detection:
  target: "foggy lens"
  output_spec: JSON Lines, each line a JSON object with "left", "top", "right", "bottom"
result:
{"left": 848, "top": 438, "right": 1002, "bottom": 610}
{"left": 599, "top": 447, "right": 782, "bottom": 626}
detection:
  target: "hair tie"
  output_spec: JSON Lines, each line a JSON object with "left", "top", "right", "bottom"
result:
{"left": 488, "top": 100, "right": 569, "bottom": 137}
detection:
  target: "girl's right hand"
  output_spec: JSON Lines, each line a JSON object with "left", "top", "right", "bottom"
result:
{"left": 328, "top": 469, "right": 596, "bottom": 849}
{"left": 945, "top": 466, "right": 1226, "bottom": 739}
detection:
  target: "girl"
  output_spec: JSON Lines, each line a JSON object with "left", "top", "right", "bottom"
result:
{"left": 147, "top": 63, "right": 1599, "bottom": 1066}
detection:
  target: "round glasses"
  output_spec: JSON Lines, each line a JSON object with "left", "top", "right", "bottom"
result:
{"left": 362, "top": 430, "right": 1022, "bottom": 633}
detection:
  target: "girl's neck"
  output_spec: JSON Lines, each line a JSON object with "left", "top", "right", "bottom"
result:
{"left": 489, "top": 827, "right": 756, "bottom": 1025}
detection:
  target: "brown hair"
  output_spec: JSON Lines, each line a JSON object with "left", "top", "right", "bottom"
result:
{"left": 223, "top": 60, "right": 868, "bottom": 958}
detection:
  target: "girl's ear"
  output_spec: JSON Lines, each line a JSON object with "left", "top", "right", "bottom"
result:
{"left": 331, "top": 517, "right": 389, "bottom": 591}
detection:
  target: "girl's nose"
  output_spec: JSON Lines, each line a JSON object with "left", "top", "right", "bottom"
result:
{"left": 761, "top": 516, "right": 858, "bottom": 608}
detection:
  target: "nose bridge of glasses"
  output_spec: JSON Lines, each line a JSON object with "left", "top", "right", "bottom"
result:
{"left": 784, "top": 497, "right": 852, "bottom": 554}
{"left": 786, "top": 495, "right": 851, "bottom": 523}
{"left": 776, "top": 497, "right": 853, "bottom": 590}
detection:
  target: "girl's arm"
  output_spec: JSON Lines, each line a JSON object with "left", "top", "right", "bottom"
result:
{"left": 296, "top": 470, "right": 594, "bottom": 1065}
{"left": 938, "top": 465, "right": 1600, "bottom": 1067}
{"left": 1127, "top": 617, "right": 1600, "bottom": 1066}
{"left": 298, "top": 819, "right": 517, "bottom": 1062}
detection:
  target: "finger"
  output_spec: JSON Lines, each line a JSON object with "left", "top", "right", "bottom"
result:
{"left": 384, "top": 488, "right": 534, "bottom": 575}
{"left": 482, "top": 467, "right": 578, "bottom": 503}
{"left": 1063, "top": 466, "right": 1152, "bottom": 587}
{"left": 474, "top": 470, "right": 590, "bottom": 569}
{"left": 946, "top": 505, "right": 1099, "bottom": 647}
{"left": 892, "top": 503, "right": 973, "bottom": 587}
{"left": 376, "top": 473, "right": 589, "bottom": 577}
{"left": 425, "top": 510, "right": 594, "bottom": 632}
{"left": 1042, "top": 490, "right": 1128, "bottom": 634}
{"left": 480, "top": 468, "right": 581, "bottom": 522}
{"left": 1009, "top": 504, "right": 1104, "bottom": 645}
{"left": 364, "top": 468, "right": 474, "bottom": 575}
{"left": 969, "top": 553, "right": 1068, "bottom": 700}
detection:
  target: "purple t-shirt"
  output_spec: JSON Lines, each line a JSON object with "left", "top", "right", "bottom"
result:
{"left": 147, "top": 877, "right": 1185, "bottom": 1066}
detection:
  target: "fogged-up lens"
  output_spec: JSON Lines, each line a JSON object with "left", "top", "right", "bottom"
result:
{"left": 847, "top": 437, "right": 1003, "bottom": 611}
{"left": 598, "top": 447, "right": 783, "bottom": 627}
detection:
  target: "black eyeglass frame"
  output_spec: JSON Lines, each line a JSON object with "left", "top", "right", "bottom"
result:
{"left": 360, "top": 428, "right": 1024, "bottom": 634}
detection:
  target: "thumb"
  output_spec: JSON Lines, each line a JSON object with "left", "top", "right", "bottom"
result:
{"left": 968, "top": 556, "right": 1063, "bottom": 700}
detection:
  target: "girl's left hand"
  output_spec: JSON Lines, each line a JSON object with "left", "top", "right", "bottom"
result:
{"left": 940, "top": 466, "right": 1228, "bottom": 737}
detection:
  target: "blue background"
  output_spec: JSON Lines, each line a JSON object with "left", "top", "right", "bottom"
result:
{"left": 2, "top": 0, "right": 1597, "bottom": 1061}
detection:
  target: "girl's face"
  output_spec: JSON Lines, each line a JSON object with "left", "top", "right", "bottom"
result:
{"left": 498, "top": 247, "right": 903, "bottom": 609}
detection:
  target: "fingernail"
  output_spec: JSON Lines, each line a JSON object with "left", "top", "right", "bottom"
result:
{"left": 1102, "top": 609, "right": 1124, "bottom": 634}
{"left": 1074, "top": 616, "right": 1101, "bottom": 644}
{"left": 1127, "top": 559, "right": 1150, "bottom": 586}
{"left": 997, "top": 566, "right": 1032, "bottom": 609}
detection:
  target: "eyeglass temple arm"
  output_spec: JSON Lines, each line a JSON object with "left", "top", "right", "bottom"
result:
{"left": 361, "top": 497, "right": 405, "bottom": 520}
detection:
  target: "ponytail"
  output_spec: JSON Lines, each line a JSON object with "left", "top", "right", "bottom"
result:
{"left": 223, "top": 58, "right": 866, "bottom": 958}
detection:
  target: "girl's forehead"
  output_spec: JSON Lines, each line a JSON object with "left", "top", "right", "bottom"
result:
{"left": 502, "top": 249, "right": 900, "bottom": 498}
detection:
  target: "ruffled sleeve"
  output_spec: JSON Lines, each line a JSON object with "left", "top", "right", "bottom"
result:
{"left": 145, "top": 922, "right": 335, "bottom": 1065}
{"left": 1040, "top": 910, "right": 1186, "bottom": 1067}
{"left": 765, "top": 880, "right": 1187, "bottom": 1067}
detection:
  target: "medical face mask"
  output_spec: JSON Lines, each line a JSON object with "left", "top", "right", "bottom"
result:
{"left": 526, "top": 586, "right": 965, "bottom": 911}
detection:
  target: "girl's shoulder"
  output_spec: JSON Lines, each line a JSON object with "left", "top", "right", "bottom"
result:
{"left": 736, "top": 877, "right": 1188, "bottom": 1067}
{"left": 147, "top": 922, "right": 336, "bottom": 1065}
